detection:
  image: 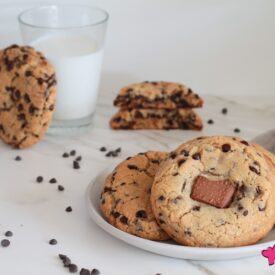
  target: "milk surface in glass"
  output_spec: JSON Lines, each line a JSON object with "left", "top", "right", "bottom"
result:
{"left": 32, "top": 33, "right": 103, "bottom": 121}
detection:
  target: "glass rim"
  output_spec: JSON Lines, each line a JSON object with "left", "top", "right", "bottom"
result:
{"left": 18, "top": 4, "right": 109, "bottom": 30}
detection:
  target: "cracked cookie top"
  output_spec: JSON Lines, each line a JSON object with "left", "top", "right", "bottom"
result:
{"left": 151, "top": 136, "right": 275, "bottom": 247}
{"left": 100, "top": 151, "right": 169, "bottom": 241}
{"left": 0, "top": 44, "right": 56, "bottom": 148}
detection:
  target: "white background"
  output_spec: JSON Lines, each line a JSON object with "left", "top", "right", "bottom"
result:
{"left": 0, "top": 0, "right": 275, "bottom": 96}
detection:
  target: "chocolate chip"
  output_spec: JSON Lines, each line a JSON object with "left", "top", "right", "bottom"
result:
{"left": 68, "top": 264, "right": 78, "bottom": 273}
{"left": 63, "top": 257, "right": 72, "bottom": 267}
{"left": 75, "top": 156, "right": 82, "bottom": 162}
{"left": 120, "top": 215, "right": 128, "bottom": 224}
{"left": 192, "top": 206, "right": 201, "bottom": 211}
{"left": 49, "top": 178, "right": 57, "bottom": 184}
{"left": 59, "top": 254, "right": 67, "bottom": 261}
{"left": 62, "top": 152, "right": 69, "bottom": 158}
{"left": 80, "top": 268, "right": 91, "bottom": 275}
{"left": 1, "top": 239, "right": 10, "bottom": 247}
{"left": 180, "top": 149, "right": 189, "bottom": 157}
{"left": 100, "top": 147, "right": 107, "bottom": 152}
{"left": 221, "top": 108, "right": 228, "bottom": 114}
{"left": 192, "top": 153, "right": 200, "bottom": 160}
{"left": 169, "top": 152, "right": 177, "bottom": 159}
{"left": 249, "top": 164, "right": 260, "bottom": 175}
{"left": 172, "top": 172, "right": 179, "bottom": 176}
{"left": 184, "top": 229, "right": 192, "bottom": 236}
{"left": 111, "top": 211, "right": 120, "bottom": 218}
{"left": 25, "top": 70, "right": 32, "bottom": 77}
{"left": 15, "top": 156, "right": 21, "bottom": 161}
{"left": 243, "top": 210, "right": 248, "bottom": 216}
{"left": 158, "top": 195, "right": 165, "bottom": 201}
{"left": 5, "top": 231, "right": 13, "bottom": 237}
{"left": 115, "top": 147, "right": 121, "bottom": 153}
{"left": 73, "top": 161, "right": 80, "bottom": 169}
{"left": 241, "top": 140, "right": 249, "bottom": 146}
{"left": 66, "top": 206, "right": 72, "bottom": 212}
{"left": 36, "top": 176, "right": 43, "bottom": 183}
{"left": 49, "top": 239, "right": 57, "bottom": 245}
{"left": 207, "top": 119, "right": 214, "bottom": 124}
{"left": 222, "top": 143, "right": 231, "bottom": 152}
{"left": 70, "top": 150, "right": 76, "bottom": 156}
{"left": 58, "top": 185, "right": 65, "bottom": 191}
{"left": 136, "top": 210, "right": 147, "bottom": 219}
{"left": 127, "top": 164, "right": 138, "bottom": 170}
{"left": 177, "top": 159, "right": 186, "bottom": 167}
{"left": 24, "top": 93, "right": 31, "bottom": 103}
{"left": 234, "top": 128, "right": 241, "bottom": 133}
{"left": 91, "top": 269, "right": 100, "bottom": 275}
{"left": 37, "top": 77, "right": 44, "bottom": 85}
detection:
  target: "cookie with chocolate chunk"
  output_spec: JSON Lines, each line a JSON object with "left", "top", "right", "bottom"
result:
{"left": 110, "top": 108, "right": 203, "bottom": 130}
{"left": 0, "top": 44, "right": 56, "bottom": 148}
{"left": 151, "top": 136, "right": 275, "bottom": 247}
{"left": 100, "top": 151, "right": 169, "bottom": 240}
{"left": 114, "top": 81, "right": 203, "bottom": 109}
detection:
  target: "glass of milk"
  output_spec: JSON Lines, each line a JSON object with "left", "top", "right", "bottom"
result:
{"left": 18, "top": 5, "right": 109, "bottom": 128}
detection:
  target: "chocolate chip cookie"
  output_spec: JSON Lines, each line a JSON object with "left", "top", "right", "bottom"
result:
{"left": 100, "top": 151, "right": 170, "bottom": 240}
{"left": 0, "top": 44, "right": 56, "bottom": 148}
{"left": 114, "top": 81, "right": 203, "bottom": 109}
{"left": 151, "top": 136, "right": 275, "bottom": 247}
{"left": 110, "top": 108, "right": 203, "bottom": 130}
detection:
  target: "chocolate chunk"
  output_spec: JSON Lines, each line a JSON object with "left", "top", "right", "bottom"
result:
{"left": 15, "top": 156, "right": 21, "bottom": 161}
{"left": 222, "top": 143, "right": 231, "bottom": 152}
{"left": 221, "top": 108, "right": 228, "bottom": 114}
{"left": 191, "top": 176, "right": 236, "bottom": 208}
{"left": 68, "top": 264, "right": 78, "bottom": 273}
{"left": 1, "top": 239, "right": 10, "bottom": 247}
{"left": 36, "top": 176, "right": 43, "bottom": 183}
{"left": 58, "top": 185, "right": 65, "bottom": 191}
{"left": 91, "top": 269, "right": 100, "bottom": 275}
{"left": 49, "top": 178, "right": 57, "bottom": 184}
{"left": 5, "top": 231, "right": 13, "bottom": 237}
{"left": 136, "top": 210, "right": 147, "bottom": 219}
{"left": 80, "top": 269, "right": 91, "bottom": 275}
{"left": 49, "top": 239, "right": 57, "bottom": 245}
{"left": 66, "top": 206, "right": 72, "bottom": 212}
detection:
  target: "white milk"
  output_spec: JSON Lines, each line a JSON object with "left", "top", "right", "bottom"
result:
{"left": 32, "top": 34, "right": 103, "bottom": 121}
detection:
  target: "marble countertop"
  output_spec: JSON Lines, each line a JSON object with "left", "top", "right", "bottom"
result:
{"left": 0, "top": 92, "right": 274, "bottom": 275}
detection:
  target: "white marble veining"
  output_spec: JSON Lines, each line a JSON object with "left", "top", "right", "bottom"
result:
{"left": 0, "top": 92, "right": 274, "bottom": 275}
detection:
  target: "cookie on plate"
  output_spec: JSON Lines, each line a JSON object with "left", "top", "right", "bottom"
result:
{"left": 0, "top": 44, "right": 57, "bottom": 148}
{"left": 114, "top": 81, "right": 203, "bottom": 109}
{"left": 151, "top": 136, "right": 275, "bottom": 247}
{"left": 100, "top": 151, "right": 170, "bottom": 241}
{"left": 110, "top": 108, "right": 203, "bottom": 130}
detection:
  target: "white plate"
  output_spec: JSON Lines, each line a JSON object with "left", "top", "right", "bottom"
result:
{"left": 86, "top": 166, "right": 275, "bottom": 261}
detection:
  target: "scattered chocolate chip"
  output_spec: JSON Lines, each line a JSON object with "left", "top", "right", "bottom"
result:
{"left": 59, "top": 254, "right": 67, "bottom": 261}
{"left": 14, "top": 156, "right": 21, "bottom": 161}
{"left": 177, "top": 159, "right": 186, "bottom": 167}
{"left": 49, "top": 178, "right": 57, "bottom": 184}
{"left": 192, "top": 153, "right": 200, "bottom": 160}
{"left": 70, "top": 150, "right": 76, "bottom": 156}
{"left": 68, "top": 264, "right": 78, "bottom": 273}
{"left": 243, "top": 210, "right": 248, "bottom": 216}
{"left": 221, "top": 108, "right": 228, "bottom": 114}
{"left": 241, "top": 140, "right": 249, "bottom": 146}
{"left": 73, "top": 161, "right": 80, "bottom": 169}
{"left": 62, "top": 152, "right": 69, "bottom": 158}
{"left": 127, "top": 164, "right": 138, "bottom": 170}
{"left": 25, "top": 70, "right": 32, "bottom": 77}
{"left": 63, "top": 257, "right": 72, "bottom": 267}
{"left": 158, "top": 195, "right": 165, "bottom": 201}
{"left": 237, "top": 204, "right": 244, "bottom": 211}
{"left": 1, "top": 239, "right": 10, "bottom": 247}
{"left": 5, "top": 231, "right": 13, "bottom": 237}
{"left": 136, "top": 210, "right": 147, "bottom": 219}
{"left": 80, "top": 268, "right": 91, "bottom": 275}
{"left": 111, "top": 211, "right": 120, "bottom": 218}
{"left": 66, "top": 206, "right": 72, "bottom": 212}
{"left": 180, "top": 149, "right": 189, "bottom": 157}
{"left": 120, "top": 215, "right": 128, "bottom": 224}
{"left": 115, "top": 147, "right": 121, "bottom": 153}
{"left": 75, "top": 156, "right": 82, "bottom": 162}
{"left": 207, "top": 119, "right": 214, "bottom": 124}
{"left": 234, "top": 128, "right": 241, "bottom": 133}
{"left": 169, "top": 152, "right": 177, "bottom": 159}
{"left": 249, "top": 165, "right": 260, "bottom": 175}
{"left": 49, "top": 239, "right": 57, "bottom": 245}
{"left": 58, "top": 185, "right": 65, "bottom": 191}
{"left": 222, "top": 143, "right": 231, "bottom": 152}
{"left": 91, "top": 269, "right": 100, "bottom": 275}
{"left": 36, "top": 176, "right": 43, "bottom": 183}
{"left": 100, "top": 147, "right": 107, "bottom": 152}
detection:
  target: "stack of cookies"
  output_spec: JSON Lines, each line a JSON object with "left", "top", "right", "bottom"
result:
{"left": 101, "top": 136, "right": 275, "bottom": 247}
{"left": 110, "top": 81, "right": 204, "bottom": 130}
